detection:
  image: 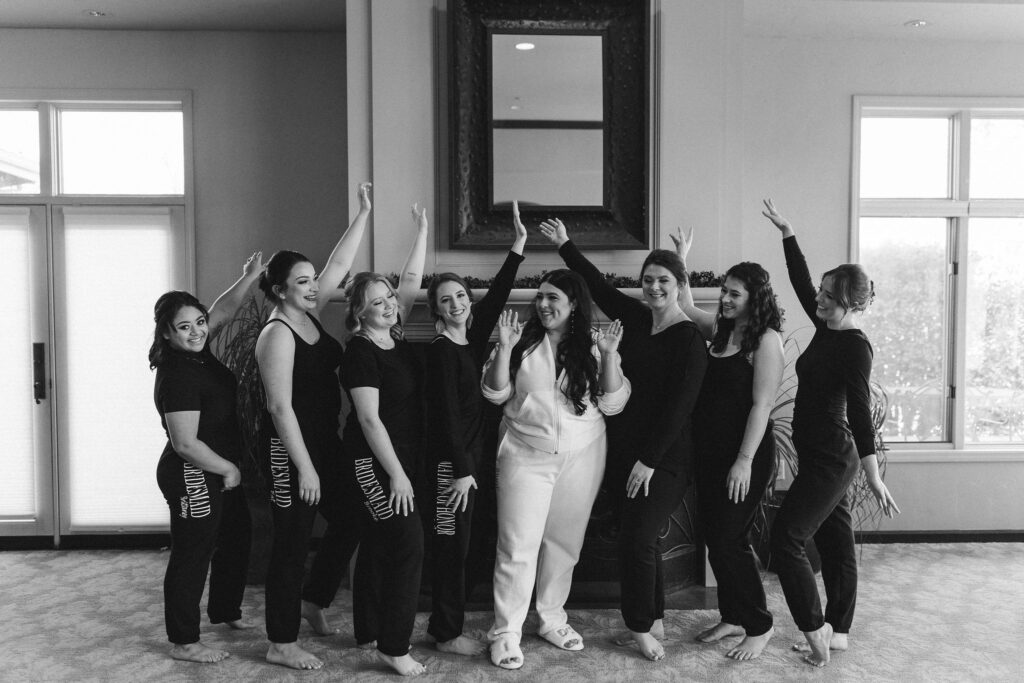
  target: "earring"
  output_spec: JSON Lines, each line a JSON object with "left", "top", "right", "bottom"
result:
{"left": 570, "top": 309, "right": 575, "bottom": 335}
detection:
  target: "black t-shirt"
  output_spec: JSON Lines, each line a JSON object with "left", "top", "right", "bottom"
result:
{"left": 341, "top": 335, "right": 423, "bottom": 476}
{"left": 154, "top": 348, "right": 242, "bottom": 467}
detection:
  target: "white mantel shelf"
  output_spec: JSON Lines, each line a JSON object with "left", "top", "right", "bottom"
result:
{"left": 388, "top": 287, "right": 720, "bottom": 341}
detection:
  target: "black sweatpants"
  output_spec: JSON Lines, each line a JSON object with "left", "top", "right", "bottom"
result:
{"left": 349, "top": 454, "right": 424, "bottom": 657}
{"left": 158, "top": 459, "right": 251, "bottom": 645}
{"left": 301, "top": 455, "right": 366, "bottom": 613}
{"left": 697, "top": 431, "right": 775, "bottom": 637}
{"left": 618, "top": 468, "right": 687, "bottom": 633}
{"left": 427, "top": 459, "right": 475, "bottom": 643}
{"left": 769, "top": 441, "right": 859, "bottom": 633}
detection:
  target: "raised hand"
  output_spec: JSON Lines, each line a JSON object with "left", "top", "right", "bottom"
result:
{"left": 538, "top": 218, "right": 569, "bottom": 246}
{"left": 596, "top": 319, "right": 624, "bottom": 355}
{"left": 761, "top": 198, "right": 793, "bottom": 234}
{"left": 511, "top": 199, "right": 528, "bottom": 253}
{"left": 241, "top": 250, "right": 266, "bottom": 279}
{"left": 669, "top": 226, "right": 693, "bottom": 261}
{"left": 357, "top": 182, "right": 372, "bottom": 212}
{"left": 497, "top": 308, "right": 523, "bottom": 348}
{"left": 411, "top": 202, "right": 428, "bottom": 232}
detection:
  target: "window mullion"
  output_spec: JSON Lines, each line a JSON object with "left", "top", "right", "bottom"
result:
{"left": 950, "top": 215, "right": 968, "bottom": 450}
{"left": 37, "top": 103, "right": 55, "bottom": 198}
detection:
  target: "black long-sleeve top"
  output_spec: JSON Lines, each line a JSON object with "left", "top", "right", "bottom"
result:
{"left": 425, "top": 251, "right": 524, "bottom": 478}
{"left": 559, "top": 240, "right": 708, "bottom": 476}
{"left": 784, "top": 236, "right": 876, "bottom": 459}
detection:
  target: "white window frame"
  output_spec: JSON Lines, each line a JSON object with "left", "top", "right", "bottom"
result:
{"left": 0, "top": 89, "right": 195, "bottom": 536}
{"left": 852, "top": 95, "right": 1024, "bottom": 460}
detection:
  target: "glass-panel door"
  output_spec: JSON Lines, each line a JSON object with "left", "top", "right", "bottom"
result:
{"left": 0, "top": 206, "right": 54, "bottom": 536}
{"left": 51, "top": 205, "right": 187, "bottom": 532}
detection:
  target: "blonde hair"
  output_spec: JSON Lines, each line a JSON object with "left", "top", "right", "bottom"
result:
{"left": 344, "top": 271, "right": 403, "bottom": 340}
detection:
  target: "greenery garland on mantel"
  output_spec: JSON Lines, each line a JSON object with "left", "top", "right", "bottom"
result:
{"left": 413, "top": 270, "right": 725, "bottom": 290}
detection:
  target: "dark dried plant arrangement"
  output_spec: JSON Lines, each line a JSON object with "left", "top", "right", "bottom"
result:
{"left": 209, "top": 293, "right": 272, "bottom": 492}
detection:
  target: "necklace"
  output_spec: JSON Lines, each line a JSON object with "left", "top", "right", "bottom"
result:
{"left": 280, "top": 310, "right": 312, "bottom": 327}
{"left": 652, "top": 307, "right": 684, "bottom": 331}
{"left": 364, "top": 327, "right": 394, "bottom": 347}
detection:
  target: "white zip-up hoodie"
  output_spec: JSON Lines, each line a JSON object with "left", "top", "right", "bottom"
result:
{"left": 481, "top": 335, "right": 631, "bottom": 454}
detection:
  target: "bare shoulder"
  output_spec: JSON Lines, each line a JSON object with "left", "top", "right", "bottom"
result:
{"left": 256, "top": 319, "right": 294, "bottom": 357}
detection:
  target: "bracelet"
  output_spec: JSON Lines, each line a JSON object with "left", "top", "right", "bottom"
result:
{"left": 737, "top": 451, "right": 754, "bottom": 461}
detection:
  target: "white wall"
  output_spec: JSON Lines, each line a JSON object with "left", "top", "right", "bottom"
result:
{"left": 0, "top": 28, "right": 347, "bottom": 337}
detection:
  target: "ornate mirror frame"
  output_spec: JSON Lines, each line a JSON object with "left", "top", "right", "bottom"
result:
{"left": 447, "top": 0, "right": 649, "bottom": 250}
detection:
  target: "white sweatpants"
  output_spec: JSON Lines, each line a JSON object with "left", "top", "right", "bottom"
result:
{"left": 489, "top": 431, "right": 606, "bottom": 640}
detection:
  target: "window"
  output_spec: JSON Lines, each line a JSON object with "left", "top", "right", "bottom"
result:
{"left": 0, "top": 93, "right": 191, "bottom": 536}
{"left": 854, "top": 97, "right": 1024, "bottom": 447}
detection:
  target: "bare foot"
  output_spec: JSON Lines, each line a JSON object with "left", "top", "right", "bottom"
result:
{"left": 301, "top": 600, "right": 340, "bottom": 636}
{"left": 436, "top": 634, "right": 487, "bottom": 656}
{"left": 357, "top": 640, "right": 378, "bottom": 650}
{"left": 695, "top": 621, "right": 745, "bottom": 643}
{"left": 792, "top": 631, "right": 848, "bottom": 652}
{"left": 169, "top": 642, "right": 230, "bottom": 663}
{"left": 225, "top": 617, "right": 255, "bottom": 630}
{"left": 630, "top": 630, "right": 665, "bottom": 661}
{"left": 613, "top": 619, "right": 664, "bottom": 646}
{"left": 266, "top": 641, "right": 324, "bottom": 670}
{"left": 377, "top": 651, "right": 426, "bottom": 676}
{"left": 801, "top": 623, "right": 833, "bottom": 668}
{"left": 726, "top": 627, "right": 774, "bottom": 660}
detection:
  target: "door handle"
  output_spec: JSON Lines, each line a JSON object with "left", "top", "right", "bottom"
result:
{"left": 33, "top": 342, "right": 46, "bottom": 404}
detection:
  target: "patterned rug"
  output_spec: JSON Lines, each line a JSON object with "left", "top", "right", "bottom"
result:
{"left": 1, "top": 543, "right": 1022, "bottom": 682}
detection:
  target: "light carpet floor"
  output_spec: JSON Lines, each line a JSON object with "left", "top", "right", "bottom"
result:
{"left": 2, "top": 543, "right": 1022, "bottom": 682}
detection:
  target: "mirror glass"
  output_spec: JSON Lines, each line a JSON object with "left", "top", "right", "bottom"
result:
{"left": 491, "top": 34, "right": 604, "bottom": 207}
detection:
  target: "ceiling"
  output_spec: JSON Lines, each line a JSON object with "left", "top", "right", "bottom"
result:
{"left": 0, "top": 1, "right": 345, "bottom": 31}
{"left": 744, "top": 0, "right": 1024, "bottom": 43}
{"left": 0, "top": 0, "right": 1021, "bottom": 41}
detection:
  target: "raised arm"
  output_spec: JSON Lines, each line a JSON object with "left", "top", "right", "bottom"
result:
{"left": 725, "top": 329, "right": 784, "bottom": 503}
{"left": 670, "top": 226, "right": 716, "bottom": 339}
{"left": 207, "top": 251, "right": 265, "bottom": 334}
{"left": 595, "top": 320, "right": 630, "bottom": 414}
{"left": 256, "top": 322, "right": 320, "bottom": 505}
{"left": 538, "top": 218, "right": 645, "bottom": 325}
{"left": 468, "top": 200, "right": 528, "bottom": 348}
{"left": 396, "top": 203, "right": 429, "bottom": 325}
{"left": 762, "top": 198, "right": 818, "bottom": 322}
{"left": 316, "top": 181, "right": 373, "bottom": 312}
{"left": 481, "top": 309, "right": 522, "bottom": 402}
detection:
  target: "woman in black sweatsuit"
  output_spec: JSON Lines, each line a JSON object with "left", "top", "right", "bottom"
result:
{"left": 423, "top": 203, "right": 526, "bottom": 656}
{"left": 541, "top": 219, "right": 708, "bottom": 663}
{"left": 762, "top": 199, "right": 899, "bottom": 668}
{"left": 255, "top": 183, "right": 372, "bottom": 672}
{"left": 338, "top": 204, "right": 429, "bottom": 677}
{"left": 150, "top": 252, "right": 264, "bottom": 664}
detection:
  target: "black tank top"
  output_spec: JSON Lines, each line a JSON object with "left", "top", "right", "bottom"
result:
{"left": 261, "top": 314, "right": 343, "bottom": 444}
{"left": 694, "top": 352, "right": 772, "bottom": 465}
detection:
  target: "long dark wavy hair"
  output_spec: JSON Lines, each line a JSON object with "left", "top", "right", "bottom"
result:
{"left": 510, "top": 269, "right": 600, "bottom": 416}
{"left": 149, "top": 290, "right": 209, "bottom": 369}
{"left": 710, "top": 262, "right": 783, "bottom": 356}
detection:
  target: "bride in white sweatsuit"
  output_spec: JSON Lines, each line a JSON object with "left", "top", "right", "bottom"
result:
{"left": 482, "top": 268, "right": 630, "bottom": 670}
